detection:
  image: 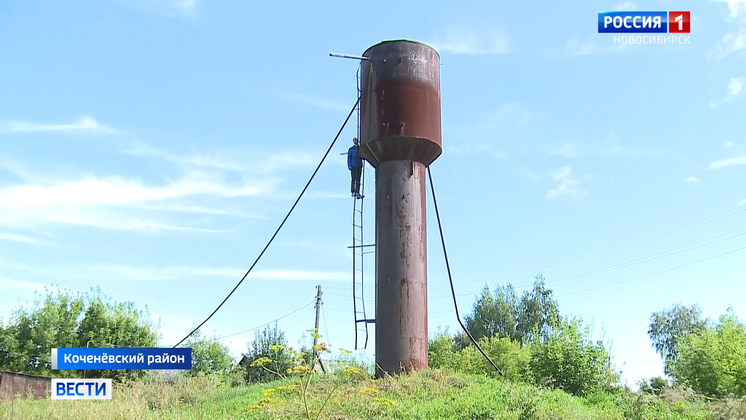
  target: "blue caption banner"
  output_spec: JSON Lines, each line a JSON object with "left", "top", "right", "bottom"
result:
{"left": 598, "top": 12, "right": 668, "bottom": 33}
{"left": 51, "top": 348, "right": 192, "bottom": 370}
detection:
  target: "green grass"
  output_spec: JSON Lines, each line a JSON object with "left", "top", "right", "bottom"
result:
{"left": 1, "top": 370, "right": 742, "bottom": 420}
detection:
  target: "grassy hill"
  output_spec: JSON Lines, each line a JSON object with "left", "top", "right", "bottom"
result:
{"left": 2, "top": 369, "right": 742, "bottom": 420}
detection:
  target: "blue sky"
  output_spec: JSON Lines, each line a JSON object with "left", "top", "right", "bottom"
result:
{"left": 0, "top": 0, "right": 744, "bottom": 387}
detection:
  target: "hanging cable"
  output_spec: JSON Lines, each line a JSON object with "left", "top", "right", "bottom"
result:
{"left": 427, "top": 166, "right": 504, "bottom": 376}
{"left": 172, "top": 98, "right": 360, "bottom": 348}
{"left": 214, "top": 301, "right": 315, "bottom": 341}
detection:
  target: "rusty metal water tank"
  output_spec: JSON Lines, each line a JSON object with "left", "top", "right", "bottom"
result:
{"left": 358, "top": 40, "right": 442, "bottom": 168}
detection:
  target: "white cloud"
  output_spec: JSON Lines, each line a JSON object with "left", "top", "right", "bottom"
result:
{"left": 725, "top": 77, "right": 743, "bottom": 101}
{"left": 548, "top": 136, "right": 666, "bottom": 159}
{"left": 447, "top": 143, "right": 508, "bottom": 159}
{"left": 710, "top": 156, "right": 746, "bottom": 169}
{"left": 713, "top": 28, "right": 746, "bottom": 59}
{"left": 739, "top": 199, "right": 746, "bottom": 205}
{"left": 546, "top": 167, "right": 588, "bottom": 200}
{"left": 714, "top": 0, "right": 746, "bottom": 19}
{"left": 123, "top": 141, "right": 319, "bottom": 175}
{"left": 685, "top": 176, "right": 700, "bottom": 183}
{"left": 725, "top": 141, "right": 735, "bottom": 148}
{"left": 565, "top": 37, "right": 626, "bottom": 56}
{"left": 0, "top": 168, "right": 268, "bottom": 232}
{"left": 519, "top": 168, "right": 540, "bottom": 182}
{"left": 616, "top": 2, "right": 638, "bottom": 11}
{"left": 0, "top": 277, "right": 46, "bottom": 291}
{"left": 82, "top": 265, "right": 350, "bottom": 282}
{"left": 0, "top": 232, "right": 52, "bottom": 246}
{"left": 115, "top": 0, "right": 197, "bottom": 18}
{"left": 281, "top": 93, "right": 351, "bottom": 112}
{"left": 0, "top": 115, "right": 119, "bottom": 135}
{"left": 431, "top": 27, "right": 509, "bottom": 55}
{"left": 0, "top": 175, "right": 262, "bottom": 209}
{"left": 175, "top": 0, "right": 196, "bottom": 15}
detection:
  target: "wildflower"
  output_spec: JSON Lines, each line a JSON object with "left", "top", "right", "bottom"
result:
{"left": 250, "top": 357, "right": 272, "bottom": 367}
{"left": 372, "top": 397, "right": 398, "bottom": 408}
{"left": 314, "top": 342, "right": 330, "bottom": 353}
{"left": 360, "top": 388, "right": 379, "bottom": 395}
{"left": 270, "top": 344, "right": 285, "bottom": 352}
{"left": 344, "top": 366, "right": 364, "bottom": 376}
{"left": 291, "top": 365, "right": 314, "bottom": 375}
{"left": 262, "top": 388, "right": 275, "bottom": 397}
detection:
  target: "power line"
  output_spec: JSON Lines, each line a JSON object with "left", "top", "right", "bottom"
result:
{"left": 172, "top": 98, "right": 360, "bottom": 348}
{"left": 428, "top": 225, "right": 746, "bottom": 300}
{"left": 453, "top": 208, "right": 746, "bottom": 286}
{"left": 428, "top": 166, "right": 503, "bottom": 376}
{"left": 321, "top": 304, "right": 330, "bottom": 345}
{"left": 214, "top": 301, "right": 315, "bottom": 341}
{"left": 557, "top": 244, "right": 746, "bottom": 298}
{"left": 543, "top": 228, "right": 746, "bottom": 288}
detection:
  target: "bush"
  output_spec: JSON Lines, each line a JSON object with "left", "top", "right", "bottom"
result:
{"left": 181, "top": 329, "right": 235, "bottom": 377}
{"left": 639, "top": 376, "right": 670, "bottom": 394}
{"left": 239, "top": 322, "right": 294, "bottom": 383}
{"left": 429, "top": 327, "right": 530, "bottom": 382}
{"left": 528, "top": 316, "right": 621, "bottom": 396}
{"left": 669, "top": 308, "right": 746, "bottom": 398}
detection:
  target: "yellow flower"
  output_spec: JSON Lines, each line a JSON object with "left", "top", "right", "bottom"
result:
{"left": 250, "top": 357, "right": 272, "bottom": 367}
{"left": 372, "top": 397, "right": 398, "bottom": 408}
{"left": 359, "top": 388, "right": 379, "bottom": 395}
{"left": 313, "top": 342, "right": 330, "bottom": 353}
{"left": 270, "top": 344, "right": 285, "bottom": 352}
{"left": 290, "top": 365, "right": 314, "bottom": 375}
{"left": 262, "top": 388, "right": 275, "bottom": 397}
{"left": 343, "top": 366, "right": 364, "bottom": 376}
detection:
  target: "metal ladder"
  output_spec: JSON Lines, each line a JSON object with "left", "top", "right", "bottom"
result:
{"left": 351, "top": 63, "right": 374, "bottom": 350}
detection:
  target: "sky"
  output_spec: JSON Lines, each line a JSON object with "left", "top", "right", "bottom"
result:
{"left": 0, "top": 0, "right": 744, "bottom": 388}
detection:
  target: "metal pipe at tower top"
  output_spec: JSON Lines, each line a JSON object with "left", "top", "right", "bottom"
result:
{"left": 357, "top": 39, "right": 442, "bottom": 377}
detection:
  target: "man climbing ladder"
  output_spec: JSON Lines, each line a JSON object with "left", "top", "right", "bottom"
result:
{"left": 348, "top": 137, "right": 363, "bottom": 199}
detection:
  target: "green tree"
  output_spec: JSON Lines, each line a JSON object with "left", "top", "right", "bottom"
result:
{"left": 670, "top": 307, "right": 746, "bottom": 398}
{"left": 182, "top": 329, "right": 235, "bottom": 377}
{"left": 461, "top": 275, "right": 560, "bottom": 348}
{"left": 77, "top": 287, "right": 159, "bottom": 380}
{"left": 528, "top": 316, "right": 620, "bottom": 396}
{"left": 0, "top": 287, "right": 84, "bottom": 376}
{"left": 648, "top": 303, "right": 708, "bottom": 375}
{"left": 0, "top": 286, "right": 159, "bottom": 379}
{"left": 239, "top": 322, "right": 294, "bottom": 383}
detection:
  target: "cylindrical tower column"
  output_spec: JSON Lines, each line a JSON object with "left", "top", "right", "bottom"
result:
{"left": 374, "top": 160, "right": 428, "bottom": 375}
{"left": 358, "top": 39, "right": 441, "bottom": 377}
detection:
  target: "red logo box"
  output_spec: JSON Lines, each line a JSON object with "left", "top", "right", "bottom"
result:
{"left": 669, "top": 11, "right": 690, "bottom": 33}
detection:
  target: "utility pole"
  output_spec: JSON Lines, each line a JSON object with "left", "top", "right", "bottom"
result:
{"left": 313, "top": 285, "right": 327, "bottom": 373}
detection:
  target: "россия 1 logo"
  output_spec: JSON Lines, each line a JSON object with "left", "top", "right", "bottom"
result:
{"left": 598, "top": 11, "right": 690, "bottom": 44}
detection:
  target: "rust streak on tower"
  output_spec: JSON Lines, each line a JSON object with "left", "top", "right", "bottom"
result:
{"left": 358, "top": 40, "right": 441, "bottom": 377}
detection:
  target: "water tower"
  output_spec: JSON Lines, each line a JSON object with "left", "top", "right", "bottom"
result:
{"left": 357, "top": 40, "right": 442, "bottom": 377}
